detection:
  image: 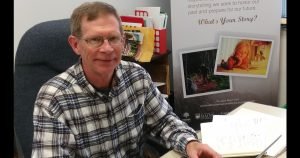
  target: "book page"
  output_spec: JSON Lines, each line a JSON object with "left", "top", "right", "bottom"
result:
{"left": 231, "top": 108, "right": 286, "bottom": 156}
{"left": 201, "top": 114, "right": 282, "bottom": 157}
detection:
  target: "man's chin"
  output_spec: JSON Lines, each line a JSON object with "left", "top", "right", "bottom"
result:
{"left": 97, "top": 65, "right": 116, "bottom": 73}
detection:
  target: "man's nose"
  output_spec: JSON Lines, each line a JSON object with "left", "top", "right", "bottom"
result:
{"left": 99, "top": 39, "right": 114, "bottom": 52}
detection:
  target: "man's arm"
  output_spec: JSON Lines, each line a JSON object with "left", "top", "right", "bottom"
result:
{"left": 145, "top": 90, "right": 221, "bottom": 158}
{"left": 32, "top": 95, "right": 76, "bottom": 158}
{"left": 142, "top": 72, "right": 198, "bottom": 156}
{"left": 142, "top": 69, "right": 221, "bottom": 158}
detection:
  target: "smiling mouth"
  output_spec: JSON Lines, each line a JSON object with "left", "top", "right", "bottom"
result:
{"left": 94, "top": 59, "right": 116, "bottom": 65}
{"left": 95, "top": 58, "right": 114, "bottom": 61}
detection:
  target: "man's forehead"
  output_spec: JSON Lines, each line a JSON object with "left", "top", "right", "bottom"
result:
{"left": 80, "top": 15, "right": 120, "bottom": 35}
{"left": 81, "top": 14, "right": 119, "bottom": 26}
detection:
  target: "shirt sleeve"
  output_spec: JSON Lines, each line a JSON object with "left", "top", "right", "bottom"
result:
{"left": 143, "top": 71, "right": 198, "bottom": 156}
{"left": 32, "top": 92, "right": 76, "bottom": 158}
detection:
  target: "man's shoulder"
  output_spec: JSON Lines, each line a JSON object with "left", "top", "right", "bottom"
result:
{"left": 120, "top": 60, "right": 142, "bottom": 69}
{"left": 119, "top": 60, "right": 146, "bottom": 72}
{"left": 118, "top": 61, "right": 152, "bottom": 82}
{"left": 39, "top": 66, "right": 77, "bottom": 96}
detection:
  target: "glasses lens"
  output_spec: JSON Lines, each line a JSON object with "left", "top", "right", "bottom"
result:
{"left": 108, "top": 36, "right": 122, "bottom": 45}
{"left": 83, "top": 35, "right": 122, "bottom": 48}
{"left": 86, "top": 37, "right": 104, "bottom": 47}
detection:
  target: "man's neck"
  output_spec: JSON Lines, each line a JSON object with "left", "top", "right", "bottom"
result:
{"left": 91, "top": 72, "right": 114, "bottom": 89}
{"left": 83, "top": 67, "right": 114, "bottom": 89}
{"left": 81, "top": 61, "right": 116, "bottom": 89}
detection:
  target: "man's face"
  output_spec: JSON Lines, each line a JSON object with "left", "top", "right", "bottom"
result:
{"left": 75, "top": 14, "right": 124, "bottom": 77}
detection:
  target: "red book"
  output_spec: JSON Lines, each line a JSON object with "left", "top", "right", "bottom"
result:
{"left": 120, "top": 16, "right": 144, "bottom": 27}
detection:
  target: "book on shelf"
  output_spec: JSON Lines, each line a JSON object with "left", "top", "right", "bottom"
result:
{"left": 123, "top": 31, "right": 143, "bottom": 58}
{"left": 120, "top": 15, "right": 144, "bottom": 27}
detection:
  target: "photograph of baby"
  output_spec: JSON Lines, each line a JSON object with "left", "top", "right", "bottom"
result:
{"left": 180, "top": 47, "right": 232, "bottom": 98}
{"left": 214, "top": 36, "right": 274, "bottom": 78}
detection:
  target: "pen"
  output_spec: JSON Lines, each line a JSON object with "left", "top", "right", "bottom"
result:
{"left": 256, "top": 134, "right": 282, "bottom": 158}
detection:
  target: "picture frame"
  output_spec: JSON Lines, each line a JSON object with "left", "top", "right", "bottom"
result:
{"left": 214, "top": 35, "right": 274, "bottom": 78}
{"left": 180, "top": 47, "right": 232, "bottom": 98}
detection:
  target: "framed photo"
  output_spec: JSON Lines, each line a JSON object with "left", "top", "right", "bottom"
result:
{"left": 180, "top": 47, "right": 232, "bottom": 98}
{"left": 214, "top": 36, "right": 274, "bottom": 78}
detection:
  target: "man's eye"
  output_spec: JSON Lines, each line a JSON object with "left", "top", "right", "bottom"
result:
{"left": 91, "top": 37, "right": 102, "bottom": 42}
{"left": 109, "top": 36, "right": 120, "bottom": 43}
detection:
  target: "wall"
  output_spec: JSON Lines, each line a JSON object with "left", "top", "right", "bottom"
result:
{"left": 14, "top": 0, "right": 171, "bottom": 60}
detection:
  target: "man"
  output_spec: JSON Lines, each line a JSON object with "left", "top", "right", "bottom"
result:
{"left": 32, "top": 2, "right": 221, "bottom": 158}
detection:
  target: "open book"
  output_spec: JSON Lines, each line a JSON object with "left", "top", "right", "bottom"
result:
{"left": 201, "top": 103, "right": 286, "bottom": 157}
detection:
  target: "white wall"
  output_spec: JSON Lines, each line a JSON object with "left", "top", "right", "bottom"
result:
{"left": 14, "top": 0, "right": 171, "bottom": 60}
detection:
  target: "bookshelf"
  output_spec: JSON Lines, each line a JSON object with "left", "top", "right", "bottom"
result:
{"left": 122, "top": 52, "right": 171, "bottom": 98}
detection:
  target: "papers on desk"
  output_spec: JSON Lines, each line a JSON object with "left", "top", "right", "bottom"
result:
{"left": 232, "top": 108, "right": 286, "bottom": 157}
{"left": 201, "top": 107, "right": 286, "bottom": 157}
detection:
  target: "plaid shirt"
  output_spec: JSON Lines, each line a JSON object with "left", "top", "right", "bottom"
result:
{"left": 32, "top": 60, "right": 197, "bottom": 158}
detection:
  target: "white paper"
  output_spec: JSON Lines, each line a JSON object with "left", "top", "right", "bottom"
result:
{"left": 232, "top": 108, "right": 286, "bottom": 156}
{"left": 201, "top": 112, "right": 283, "bottom": 157}
{"left": 135, "top": 7, "right": 161, "bottom": 29}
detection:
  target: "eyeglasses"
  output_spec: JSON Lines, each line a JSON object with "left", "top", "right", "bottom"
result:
{"left": 80, "top": 35, "right": 122, "bottom": 48}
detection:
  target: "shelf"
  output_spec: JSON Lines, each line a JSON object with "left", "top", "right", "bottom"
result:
{"left": 142, "top": 64, "right": 170, "bottom": 95}
{"left": 161, "top": 94, "right": 168, "bottom": 98}
{"left": 154, "top": 82, "right": 166, "bottom": 87}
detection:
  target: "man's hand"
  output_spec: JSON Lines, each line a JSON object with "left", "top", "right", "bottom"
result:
{"left": 186, "top": 140, "right": 222, "bottom": 158}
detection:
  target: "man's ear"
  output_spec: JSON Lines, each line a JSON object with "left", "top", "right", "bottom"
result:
{"left": 68, "top": 35, "right": 81, "bottom": 56}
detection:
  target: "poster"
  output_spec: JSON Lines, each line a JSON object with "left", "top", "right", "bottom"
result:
{"left": 171, "top": 0, "right": 281, "bottom": 130}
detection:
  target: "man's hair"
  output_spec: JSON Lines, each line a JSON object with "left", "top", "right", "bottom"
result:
{"left": 70, "top": 1, "right": 123, "bottom": 37}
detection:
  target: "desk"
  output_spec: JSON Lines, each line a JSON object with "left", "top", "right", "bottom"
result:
{"left": 161, "top": 102, "right": 286, "bottom": 158}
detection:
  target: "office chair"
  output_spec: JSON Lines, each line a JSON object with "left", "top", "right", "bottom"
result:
{"left": 14, "top": 19, "right": 78, "bottom": 158}
{"left": 14, "top": 18, "right": 168, "bottom": 158}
